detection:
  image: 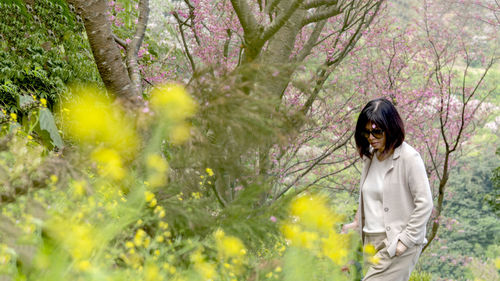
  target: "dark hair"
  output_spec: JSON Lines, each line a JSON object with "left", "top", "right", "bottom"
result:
{"left": 355, "top": 98, "right": 405, "bottom": 158}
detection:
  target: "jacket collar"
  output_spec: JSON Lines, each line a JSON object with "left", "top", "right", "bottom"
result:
{"left": 392, "top": 142, "right": 404, "bottom": 160}
{"left": 362, "top": 142, "right": 405, "bottom": 162}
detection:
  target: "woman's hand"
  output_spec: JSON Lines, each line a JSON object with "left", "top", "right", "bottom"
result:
{"left": 341, "top": 221, "right": 358, "bottom": 234}
{"left": 395, "top": 240, "right": 408, "bottom": 256}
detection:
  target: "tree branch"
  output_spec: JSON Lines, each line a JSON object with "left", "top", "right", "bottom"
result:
{"left": 302, "top": 5, "right": 341, "bottom": 26}
{"left": 230, "top": 0, "right": 261, "bottom": 36}
{"left": 67, "top": 0, "right": 136, "bottom": 106}
{"left": 126, "top": 0, "right": 149, "bottom": 96}
{"left": 265, "top": 0, "right": 282, "bottom": 14}
{"left": 273, "top": 129, "right": 353, "bottom": 200}
{"left": 303, "top": 0, "right": 338, "bottom": 9}
{"left": 112, "top": 33, "right": 127, "bottom": 49}
{"left": 295, "top": 19, "right": 327, "bottom": 62}
{"left": 173, "top": 12, "right": 196, "bottom": 73}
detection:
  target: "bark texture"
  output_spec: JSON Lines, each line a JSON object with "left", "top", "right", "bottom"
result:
{"left": 67, "top": 0, "right": 137, "bottom": 104}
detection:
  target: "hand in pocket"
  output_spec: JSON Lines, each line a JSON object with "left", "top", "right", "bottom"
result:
{"left": 395, "top": 240, "right": 408, "bottom": 256}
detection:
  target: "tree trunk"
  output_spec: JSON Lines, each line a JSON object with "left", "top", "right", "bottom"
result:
{"left": 68, "top": 0, "right": 137, "bottom": 104}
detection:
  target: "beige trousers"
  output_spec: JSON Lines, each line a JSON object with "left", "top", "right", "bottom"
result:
{"left": 363, "top": 232, "right": 422, "bottom": 281}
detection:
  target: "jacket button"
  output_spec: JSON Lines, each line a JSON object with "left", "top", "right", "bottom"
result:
{"left": 384, "top": 207, "right": 389, "bottom": 212}
{"left": 386, "top": 226, "right": 391, "bottom": 231}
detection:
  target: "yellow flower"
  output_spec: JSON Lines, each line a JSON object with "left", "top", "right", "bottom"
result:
{"left": 40, "top": 98, "right": 47, "bottom": 107}
{"left": 206, "top": 168, "right": 214, "bottom": 177}
{"left": 214, "top": 229, "right": 247, "bottom": 259}
{"left": 72, "top": 180, "right": 86, "bottom": 197}
{"left": 364, "top": 244, "right": 376, "bottom": 255}
{"left": 321, "top": 231, "right": 348, "bottom": 265}
{"left": 147, "top": 154, "right": 168, "bottom": 173}
{"left": 170, "top": 123, "right": 191, "bottom": 145}
{"left": 144, "top": 191, "right": 155, "bottom": 202}
{"left": 289, "top": 194, "right": 341, "bottom": 234}
{"left": 49, "top": 174, "right": 58, "bottom": 184}
{"left": 91, "top": 148, "right": 126, "bottom": 180}
{"left": 60, "top": 85, "right": 138, "bottom": 157}
{"left": 190, "top": 249, "right": 217, "bottom": 281}
{"left": 149, "top": 198, "right": 157, "bottom": 207}
{"left": 146, "top": 154, "right": 169, "bottom": 187}
{"left": 154, "top": 206, "right": 166, "bottom": 218}
{"left": 144, "top": 264, "right": 162, "bottom": 281}
{"left": 150, "top": 83, "right": 197, "bottom": 121}
{"left": 46, "top": 217, "right": 97, "bottom": 262}
{"left": 159, "top": 221, "right": 169, "bottom": 230}
{"left": 10, "top": 113, "right": 17, "bottom": 121}
{"left": 134, "top": 229, "right": 147, "bottom": 247}
{"left": 77, "top": 260, "right": 91, "bottom": 272}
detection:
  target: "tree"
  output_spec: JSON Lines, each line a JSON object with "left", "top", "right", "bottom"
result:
{"left": 66, "top": 0, "right": 150, "bottom": 106}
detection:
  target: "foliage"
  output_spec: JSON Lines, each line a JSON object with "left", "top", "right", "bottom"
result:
{"left": 0, "top": 82, "right": 381, "bottom": 281}
{"left": 0, "top": 0, "right": 100, "bottom": 116}
{"left": 489, "top": 147, "right": 500, "bottom": 216}
{"left": 418, "top": 132, "right": 500, "bottom": 280}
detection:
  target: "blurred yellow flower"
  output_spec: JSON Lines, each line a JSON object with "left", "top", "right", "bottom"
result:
{"left": 91, "top": 148, "right": 126, "bottom": 180}
{"left": 364, "top": 244, "right": 376, "bottom": 255}
{"left": 150, "top": 83, "right": 197, "bottom": 121}
{"left": 214, "top": 229, "right": 247, "bottom": 259}
{"left": 289, "top": 194, "right": 341, "bottom": 234}
{"left": 321, "top": 231, "right": 348, "bottom": 265}
{"left": 159, "top": 221, "right": 169, "bottom": 230}
{"left": 147, "top": 154, "right": 168, "bottom": 173}
{"left": 60, "top": 85, "right": 138, "bottom": 157}
{"left": 145, "top": 264, "right": 163, "bottom": 281}
{"left": 134, "top": 229, "right": 147, "bottom": 247}
{"left": 190, "top": 249, "right": 217, "bottom": 281}
{"left": 47, "top": 217, "right": 97, "bottom": 262}
{"left": 40, "top": 98, "right": 47, "bottom": 107}
{"left": 146, "top": 154, "right": 169, "bottom": 187}
{"left": 206, "top": 168, "right": 214, "bottom": 177}
{"left": 170, "top": 123, "right": 191, "bottom": 145}
{"left": 144, "top": 191, "right": 155, "bottom": 202}
{"left": 50, "top": 174, "right": 58, "bottom": 184}
{"left": 154, "top": 206, "right": 166, "bottom": 218}
{"left": 10, "top": 113, "right": 17, "bottom": 121}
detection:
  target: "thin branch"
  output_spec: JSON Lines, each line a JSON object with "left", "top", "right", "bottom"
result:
{"left": 303, "top": 0, "right": 338, "bottom": 9}
{"left": 302, "top": 5, "right": 341, "bottom": 26}
{"left": 295, "top": 19, "right": 327, "bottom": 62}
{"left": 274, "top": 130, "right": 354, "bottom": 200}
{"left": 112, "top": 33, "right": 127, "bottom": 49}
{"left": 298, "top": 159, "right": 357, "bottom": 192}
{"left": 173, "top": 12, "right": 196, "bottom": 73}
{"left": 425, "top": 140, "right": 442, "bottom": 181}
{"left": 126, "top": 0, "right": 149, "bottom": 95}
{"left": 265, "top": 0, "right": 282, "bottom": 14}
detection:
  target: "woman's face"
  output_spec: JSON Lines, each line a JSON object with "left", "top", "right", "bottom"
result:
{"left": 364, "top": 121, "right": 386, "bottom": 152}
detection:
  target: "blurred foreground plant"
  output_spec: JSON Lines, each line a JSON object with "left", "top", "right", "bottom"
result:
{"left": 0, "top": 81, "right": 369, "bottom": 281}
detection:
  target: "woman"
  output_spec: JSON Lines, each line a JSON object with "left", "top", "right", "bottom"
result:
{"left": 342, "top": 98, "right": 433, "bottom": 281}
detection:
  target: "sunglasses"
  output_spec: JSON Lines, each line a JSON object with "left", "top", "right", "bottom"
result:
{"left": 361, "top": 128, "right": 384, "bottom": 139}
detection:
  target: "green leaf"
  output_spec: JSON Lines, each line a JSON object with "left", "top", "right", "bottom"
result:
{"left": 39, "top": 108, "right": 64, "bottom": 149}
{"left": 18, "top": 95, "right": 34, "bottom": 109}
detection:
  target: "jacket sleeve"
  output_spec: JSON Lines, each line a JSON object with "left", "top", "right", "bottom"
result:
{"left": 398, "top": 151, "right": 434, "bottom": 248}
